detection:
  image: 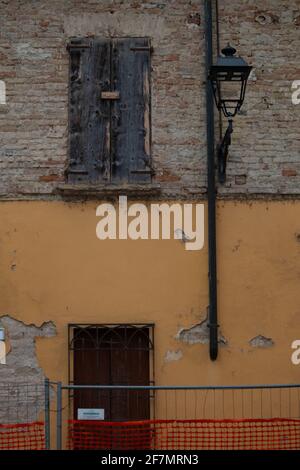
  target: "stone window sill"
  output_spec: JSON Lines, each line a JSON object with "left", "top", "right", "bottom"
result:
{"left": 56, "top": 182, "right": 161, "bottom": 199}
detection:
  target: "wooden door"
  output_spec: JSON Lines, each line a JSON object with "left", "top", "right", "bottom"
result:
{"left": 73, "top": 326, "right": 150, "bottom": 422}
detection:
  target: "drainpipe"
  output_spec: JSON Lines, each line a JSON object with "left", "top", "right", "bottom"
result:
{"left": 204, "top": 0, "right": 218, "bottom": 360}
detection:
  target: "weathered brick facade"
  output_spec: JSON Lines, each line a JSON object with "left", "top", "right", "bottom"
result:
{"left": 0, "top": 0, "right": 299, "bottom": 198}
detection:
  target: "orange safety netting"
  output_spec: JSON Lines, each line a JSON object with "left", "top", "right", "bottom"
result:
{"left": 0, "top": 422, "right": 45, "bottom": 450}
{"left": 68, "top": 418, "right": 300, "bottom": 450}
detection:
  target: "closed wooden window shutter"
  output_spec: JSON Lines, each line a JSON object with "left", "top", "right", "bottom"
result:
{"left": 67, "top": 37, "right": 152, "bottom": 184}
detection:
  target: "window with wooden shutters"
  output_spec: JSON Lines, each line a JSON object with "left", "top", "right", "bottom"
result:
{"left": 67, "top": 37, "right": 152, "bottom": 185}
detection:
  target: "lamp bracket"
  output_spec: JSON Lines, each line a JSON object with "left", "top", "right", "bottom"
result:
{"left": 217, "top": 119, "right": 233, "bottom": 184}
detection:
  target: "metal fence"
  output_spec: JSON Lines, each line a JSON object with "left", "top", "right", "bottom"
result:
{"left": 0, "top": 381, "right": 49, "bottom": 450}
{"left": 1, "top": 381, "right": 300, "bottom": 450}
{"left": 0, "top": 381, "right": 46, "bottom": 424}
{"left": 54, "top": 383, "right": 300, "bottom": 450}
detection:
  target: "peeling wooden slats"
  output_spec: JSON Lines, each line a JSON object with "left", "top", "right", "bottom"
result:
{"left": 86, "top": 39, "right": 111, "bottom": 182}
{"left": 111, "top": 37, "right": 152, "bottom": 183}
{"left": 68, "top": 38, "right": 111, "bottom": 183}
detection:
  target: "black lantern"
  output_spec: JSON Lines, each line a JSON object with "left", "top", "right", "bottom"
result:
{"left": 209, "top": 44, "right": 252, "bottom": 183}
{"left": 210, "top": 44, "right": 252, "bottom": 118}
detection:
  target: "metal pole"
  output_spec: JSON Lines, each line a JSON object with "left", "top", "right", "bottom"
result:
{"left": 44, "top": 378, "right": 50, "bottom": 450}
{"left": 61, "top": 383, "right": 300, "bottom": 391}
{"left": 205, "top": 0, "right": 219, "bottom": 361}
{"left": 56, "top": 382, "right": 62, "bottom": 450}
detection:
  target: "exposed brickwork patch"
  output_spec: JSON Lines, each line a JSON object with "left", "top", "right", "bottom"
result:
{"left": 282, "top": 169, "right": 297, "bottom": 177}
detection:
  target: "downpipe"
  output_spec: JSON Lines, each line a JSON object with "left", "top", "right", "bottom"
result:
{"left": 204, "top": 0, "right": 218, "bottom": 361}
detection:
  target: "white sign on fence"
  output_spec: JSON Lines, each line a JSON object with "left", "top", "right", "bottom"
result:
{"left": 77, "top": 408, "right": 105, "bottom": 420}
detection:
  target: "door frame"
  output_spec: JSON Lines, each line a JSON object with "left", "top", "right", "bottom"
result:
{"left": 68, "top": 323, "right": 155, "bottom": 420}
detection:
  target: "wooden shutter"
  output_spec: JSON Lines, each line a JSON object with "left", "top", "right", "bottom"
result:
{"left": 68, "top": 38, "right": 111, "bottom": 183}
{"left": 111, "top": 38, "right": 152, "bottom": 183}
{"left": 67, "top": 37, "right": 152, "bottom": 184}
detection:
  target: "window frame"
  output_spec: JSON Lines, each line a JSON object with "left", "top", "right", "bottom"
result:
{"left": 66, "top": 37, "right": 153, "bottom": 186}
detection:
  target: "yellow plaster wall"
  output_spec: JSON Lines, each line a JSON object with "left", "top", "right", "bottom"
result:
{"left": 0, "top": 200, "right": 299, "bottom": 386}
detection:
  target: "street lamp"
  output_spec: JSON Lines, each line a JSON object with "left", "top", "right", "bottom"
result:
{"left": 209, "top": 44, "right": 252, "bottom": 183}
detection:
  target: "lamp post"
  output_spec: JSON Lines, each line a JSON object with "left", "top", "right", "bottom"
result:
{"left": 209, "top": 44, "right": 252, "bottom": 183}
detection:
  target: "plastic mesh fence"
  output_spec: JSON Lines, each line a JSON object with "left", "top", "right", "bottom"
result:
{"left": 68, "top": 418, "right": 300, "bottom": 450}
{"left": 0, "top": 422, "right": 45, "bottom": 450}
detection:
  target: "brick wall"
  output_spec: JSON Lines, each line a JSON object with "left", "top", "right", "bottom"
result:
{"left": 217, "top": 0, "right": 300, "bottom": 195}
{"left": 0, "top": 0, "right": 299, "bottom": 199}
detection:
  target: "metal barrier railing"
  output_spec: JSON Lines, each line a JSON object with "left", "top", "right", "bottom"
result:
{"left": 52, "top": 382, "right": 300, "bottom": 450}
{"left": 1, "top": 380, "right": 299, "bottom": 449}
